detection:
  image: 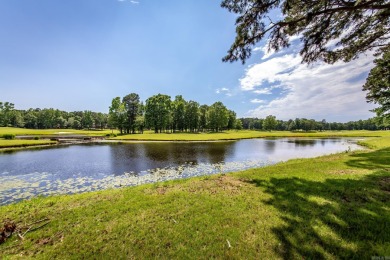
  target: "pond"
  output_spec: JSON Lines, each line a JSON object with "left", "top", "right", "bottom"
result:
{"left": 0, "top": 138, "right": 362, "bottom": 205}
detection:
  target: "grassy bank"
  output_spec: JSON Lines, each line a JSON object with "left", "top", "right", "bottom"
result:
{"left": 0, "top": 139, "right": 57, "bottom": 149}
{"left": 2, "top": 127, "right": 389, "bottom": 142}
{"left": 0, "top": 127, "right": 117, "bottom": 136}
{"left": 0, "top": 137, "right": 389, "bottom": 258}
{"left": 111, "top": 130, "right": 390, "bottom": 141}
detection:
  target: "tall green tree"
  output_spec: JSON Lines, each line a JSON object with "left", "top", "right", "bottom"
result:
{"left": 263, "top": 115, "right": 277, "bottom": 131}
{"left": 122, "top": 93, "right": 141, "bottom": 134}
{"left": 198, "top": 105, "right": 209, "bottom": 132}
{"left": 0, "top": 102, "right": 15, "bottom": 127}
{"left": 109, "top": 97, "right": 126, "bottom": 134}
{"left": 172, "top": 95, "right": 186, "bottom": 132}
{"left": 363, "top": 50, "right": 390, "bottom": 118}
{"left": 185, "top": 100, "right": 199, "bottom": 132}
{"left": 227, "top": 110, "right": 237, "bottom": 130}
{"left": 82, "top": 110, "right": 94, "bottom": 129}
{"left": 208, "top": 102, "right": 229, "bottom": 132}
{"left": 145, "top": 94, "right": 172, "bottom": 133}
{"left": 235, "top": 118, "right": 243, "bottom": 130}
{"left": 221, "top": 0, "right": 390, "bottom": 64}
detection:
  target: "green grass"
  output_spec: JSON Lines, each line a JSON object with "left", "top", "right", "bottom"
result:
{"left": 111, "top": 130, "right": 390, "bottom": 141}
{"left": 0, "top": 139, "right": 56, "bottom": 149}
{"left": 0, "top": 127, "right": 118, "bottom": 136}
{"left": 0, "top": 136, "right": 389, "bottom": 258}
{"left": 2, "top": 127, "right": 389, "bottom": 141}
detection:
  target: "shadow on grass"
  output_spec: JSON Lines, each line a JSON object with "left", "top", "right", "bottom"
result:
{"left": 346, "top": 147, "right": 390, "bottom": 170}
{"left": 248, "top": 149, "right": 390, "bottom": 259}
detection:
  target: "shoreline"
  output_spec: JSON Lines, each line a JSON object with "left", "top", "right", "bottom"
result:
{"left": 0, "top": 137, "right": 366, "bottom": 206}
{"left": 0, "top": 135, "right": 367, "bottom": 151}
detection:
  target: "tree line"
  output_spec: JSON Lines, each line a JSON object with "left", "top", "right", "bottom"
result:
{"left": 0, "top": 102, "right": 108, "bottom": 129}
{"left": 1, "top": 100, "right": 388, "bottom": 132}
{"left": 108, "top": 93, "right": 240, "bottom": 134}
{"left": 240, "top": 116, "right": 389, "bottom": 131}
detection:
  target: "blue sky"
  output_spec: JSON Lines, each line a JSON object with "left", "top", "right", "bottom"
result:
{"left": 0, "top": 0, "right": 376, "bottom": 122}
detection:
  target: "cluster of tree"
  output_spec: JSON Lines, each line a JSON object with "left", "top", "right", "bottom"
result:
{"left": 109, "top": 93, "right": 240, "bottom": 134}
{"left": 0, "top": 102, "right": 109, "bottom": 129}
{"left": 240, "top": 116, "right": 388, "bottom": 131}
{"left": 221, "top": 0, "right": 390, "bottom": 119}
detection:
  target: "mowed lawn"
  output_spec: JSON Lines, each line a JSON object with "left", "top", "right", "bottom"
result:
{"left": 0, "top": 127, "right": 117, "bottom": 136}
{"left": 1, "top": 127, "right": 389, "bottom": 141}
{"left": 0, "top": 136, "right": 389, "bottom": 258}
{"left": 0, "top": 139, "right": 56, "bottom": 149}
{"left": 110, "top": 129, "right": 390, "bottom": 141}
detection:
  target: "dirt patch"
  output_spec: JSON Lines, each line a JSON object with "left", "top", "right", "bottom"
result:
{"left": 155, "top": 187, "right": 167, "bottom": 195}
{"left": 379, "top": 177, "right": 390, "bottom": 194}
{"left": 196, "top": 175, "right": 250, "bottom": 195}
{"left": 327, "top": 169, "right": 365, "bottom": 175}
{"left": 0, "top": 220, "right": 16, "bottom": 244}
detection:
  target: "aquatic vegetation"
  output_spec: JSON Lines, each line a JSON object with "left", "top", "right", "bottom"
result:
{"left": 0, "top": 160, "right": 272, "bottom": 205}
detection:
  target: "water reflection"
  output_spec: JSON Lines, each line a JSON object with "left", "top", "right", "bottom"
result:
{"left": 0, "top": 138, "right": 362, "bottom": 205}
{"left": 109, "top": 142, "right": 236, "bottom": 175}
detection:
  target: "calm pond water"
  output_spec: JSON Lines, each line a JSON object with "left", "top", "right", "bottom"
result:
{"left": 0, "top": 138, "right": 361, "bottom": 205}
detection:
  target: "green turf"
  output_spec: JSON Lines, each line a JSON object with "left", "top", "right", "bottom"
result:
{"left": 0, "top": 127, "right": 118, "bottom": 136}
{"left": 0, "top": 136, "right": 389, "bottom": 258}
{"left": 110, "top": 130, "right": 390, "bottom": 141}
{"left": 0, "top": 139, "right": 57, "bottom": 149}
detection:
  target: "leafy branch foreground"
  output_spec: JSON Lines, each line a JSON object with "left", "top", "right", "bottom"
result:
{"left": 0, "top": 138, "right": 389, "bottom": 258}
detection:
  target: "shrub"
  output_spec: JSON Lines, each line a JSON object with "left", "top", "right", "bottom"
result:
{"left": 33, "top": 136, "right": 40, "bottom": 140}
{"left": 3, "top": 134, "right": 15, "bottom": 140}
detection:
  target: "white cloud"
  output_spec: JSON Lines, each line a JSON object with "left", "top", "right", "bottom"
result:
{"left": 118, "top": 0, "right": 140, "bottom": 4}
{"left": 240, "top": 54, "right": 301, "bottom": 91}
{"left": 216, "top": 87, "right": 232, "bottom": 97}
{"left": 253, "top": 88, "right": 272, "bottom": 95}
{"left": 240, "top": 52, "right": 376, "bottom": 121}
{"left": 250, "top": 99, "right": 266, "bottom": 104}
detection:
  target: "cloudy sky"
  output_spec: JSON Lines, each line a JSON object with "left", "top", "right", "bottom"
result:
{"left": 0, "top": 0, "right": 376, "bottom": 122}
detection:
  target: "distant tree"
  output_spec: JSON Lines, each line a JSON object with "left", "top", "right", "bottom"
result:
{"left": 363, "top": 50, "right": 390, "bottom": 118}
{"left": 172, "top": 95, "right": 186, "bottom": 132}
{"left": 253, "top": 119, "right": 263, "bottom": 130}
{"left": 10, "top": 110, "right": 24, "bottom": 128}
{"left": 227, "top": 110, "right": 237, "bottom": 130}
{"left": 122, "top": 93, "right": 141, "bottom": 134}
{"left": 109, "top": 97, "right": 126, "bottom": 134}
{"left": 135, "top": 115, "right": 145, "bottom": 133}
{"left": 82, "top": 110, "right": 94, "bottom": 129}
{"left": 94, "top": 112, "right": 107, "bottom": 130}
{"left": 263, "top": 115, "right": 277, "bottom": 131}
{"left": 287, "top": 119, "right": 296, "bottom": 131}
{"left": 0, "top": 102, "right": 15, "bottom": 127}
{"left": 145, "top": 94, "right": 171, "bottom": 133}
{"left": 198, "top": 105, "right": 209, "bottom": 132}
{"left": 235, "top": 118, "right": 243, "bottom": 130}
{"left": 221, "top": 0, "right": 390, "bottom": 64}
{"left": 24, "top": 109, "right": 38, "bottom": 129}
{"left": 185, "top": 100, "right": 200, "bottom": 132}
{"left": 208, "top": 102, "right": 229, "bottom": 132}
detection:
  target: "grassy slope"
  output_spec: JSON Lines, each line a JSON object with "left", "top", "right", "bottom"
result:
{"left": 0, "top": 137, "right": 389, "bottom": 259}
{"left": 0, "top": 140, "right": 56, "bottom": 148}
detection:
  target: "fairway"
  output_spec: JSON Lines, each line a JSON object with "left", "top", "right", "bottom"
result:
{"left": 110, "top": 130, "right": 389, "bottom": 141}
{"left": 0, "top": 127, "right": 118, "bottom": 136}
